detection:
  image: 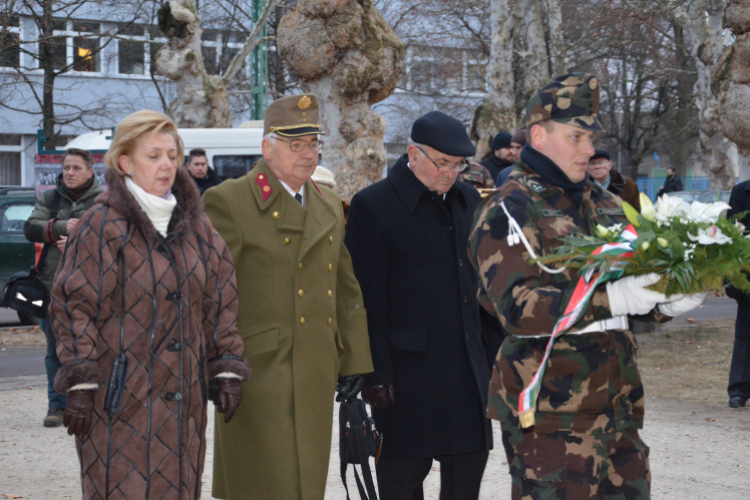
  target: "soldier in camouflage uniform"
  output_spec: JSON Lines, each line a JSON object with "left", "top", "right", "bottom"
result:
{"left": 459, "top": 161, "right": 495, "bottom": 189}
{"left": 468, "top": 73, "right": 705, "bottom": 499}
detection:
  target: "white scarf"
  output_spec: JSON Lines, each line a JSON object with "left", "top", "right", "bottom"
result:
{"left": 125, "top": 176, "right": 177, "bottom": 237}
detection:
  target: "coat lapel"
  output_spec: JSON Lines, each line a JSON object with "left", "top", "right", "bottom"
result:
{"left": 250, "top": 160, "right": 306, "bottom": 232}
{"left": 298, "top": 179, "right": 337, "bottom": 259}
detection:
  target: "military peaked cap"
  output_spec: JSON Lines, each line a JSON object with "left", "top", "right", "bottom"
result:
{"left": 264, "top": 93, "right": 326, "bottom": 137}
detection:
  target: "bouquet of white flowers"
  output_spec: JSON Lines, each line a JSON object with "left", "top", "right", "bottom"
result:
{"left": 533, "top": 193, "right": 750, "bottom": 296}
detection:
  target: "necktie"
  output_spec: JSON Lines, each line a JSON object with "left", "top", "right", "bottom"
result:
{"left": 295, "top": 193, "right": 303, "bottom": 204}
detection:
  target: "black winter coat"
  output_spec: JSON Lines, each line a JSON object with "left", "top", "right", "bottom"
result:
{"left": 191, "top": 167, "right": 223, "bottom": 195}
{"left": 661, "top": 174, "right": 683, "bottom": 194}
{"left": 345, "top": 155, "right": 503, "bottom": 460}
{"left": 479, "top": 154, "right": 512, "bottom": 183}
{"left": 728, "top": 181, "right": 750, "bottom": 339}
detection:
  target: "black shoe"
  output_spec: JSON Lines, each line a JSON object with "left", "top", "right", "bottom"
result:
{"left": 43, "top": 407, "right": 65, "bottom": 427}
{"left": 729, "top": 396, "right": 747, "bottom": 408}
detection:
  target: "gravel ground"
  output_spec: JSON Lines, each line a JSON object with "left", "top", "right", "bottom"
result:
{"left": 0, "top": 379, "right": 747, "bottom": 499}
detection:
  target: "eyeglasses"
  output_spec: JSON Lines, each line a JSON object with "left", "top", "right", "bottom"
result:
{"left": 275, "top": 137, "right": 324, "bottom": 152}
{"left": 415, "top": 145, "right": 469, "bottom": 173}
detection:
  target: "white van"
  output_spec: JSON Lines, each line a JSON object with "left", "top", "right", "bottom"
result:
{"left": 63, "top": 121, "right": 265, "bottom": 179}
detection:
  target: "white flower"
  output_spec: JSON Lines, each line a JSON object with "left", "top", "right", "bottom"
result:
{"left": 687, "top": 225, "right": 732, "bottom": 245}
{"left": 657, "top": 194, "right": 688, "bottom": 219}
{"left": 678, "top": 200, "right": 731, "bottom": 224}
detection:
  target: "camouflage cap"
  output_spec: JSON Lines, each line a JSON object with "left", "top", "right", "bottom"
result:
{"left": 525, "top": 72, "right": 604, "bottom": 132}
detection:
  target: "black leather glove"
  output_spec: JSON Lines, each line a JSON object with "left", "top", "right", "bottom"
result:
{"left": 361, "top": 384, "right": 396, "bottom": 410}
{"left": 215, "top": 378, "right": 243, "bottom": 423}
{"left": 336, "top": 374, "right": 365, "bottom": 402}
{"left": 64, "top": 390, "right": 96, "bottom": 438}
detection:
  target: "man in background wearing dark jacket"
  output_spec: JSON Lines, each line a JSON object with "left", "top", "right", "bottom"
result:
{"left": 479, "top": 131, "right": 514, "bottom": 181}
{"left": 24, "top": 148, "right": 103, "bottom": 427}
{"left": 658, "top": 167, "right": 683, "bottom": 197}
{"left": 346, "top": 111, "right": 504, "bottom": 500}
{"left": 495, "top": 130, "right": 527, "bottom": 187}
{"left": 186, "top": 147, "right": 222, "bottom": 194}
{"left": 587, "top": 150, "right": 641, "bottom": 211}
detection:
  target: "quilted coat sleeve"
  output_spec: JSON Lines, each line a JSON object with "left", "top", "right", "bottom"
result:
{"left": 201, "top": 216, "right": 250, "bottom": 381}
{"left": 50, "top": 207, "right": 114, "bottom": 394}
{"left": 23, "top": 190, "right": 54, "bottom": 243}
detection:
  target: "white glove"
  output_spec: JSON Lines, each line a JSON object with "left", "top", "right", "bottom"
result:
{"left": 606, "top": 273, "right": 669, "bottom": 317}
{"left": 658, "top": 293, "right": 706, "bottom": 317}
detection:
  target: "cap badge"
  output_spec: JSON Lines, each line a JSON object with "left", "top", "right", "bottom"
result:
{"left": 589, "top": 78, "right": 598, "bottom": 90}
{"left": 298, "top": 95, "right": 311, "bottom": 110}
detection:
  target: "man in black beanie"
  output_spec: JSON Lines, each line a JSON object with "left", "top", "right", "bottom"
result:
{"left": 479, "top": 130, "right": 514, "bottom": 181}
{"left": 345, "top": 111, "right": 504, "bottom": 500}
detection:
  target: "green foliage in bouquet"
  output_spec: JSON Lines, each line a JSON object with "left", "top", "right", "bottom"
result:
{"left": 532, "top": 193, "right": 750, "bottom": 296}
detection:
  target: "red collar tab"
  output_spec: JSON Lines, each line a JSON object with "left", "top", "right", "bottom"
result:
{"left": 256, "top": 173, "right": 273, "bottom": 201}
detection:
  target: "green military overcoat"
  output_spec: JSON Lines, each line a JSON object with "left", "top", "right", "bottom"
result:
{"left": 203, "top": 159, "right": 373, "bottom": 500}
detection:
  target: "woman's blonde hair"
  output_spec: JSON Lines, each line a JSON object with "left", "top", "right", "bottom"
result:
{"left": 104, "top": 110, "right": 184, "bottom": 176}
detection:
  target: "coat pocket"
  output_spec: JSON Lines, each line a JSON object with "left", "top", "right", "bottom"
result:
{"left": 510, "top": 455, "right": 566, "bottom": 494}
{"left": 240, "top": 323, "right": 280, "bottom": 358}
{"left": 388, "top": 328, "right": 427, "bottom": 352}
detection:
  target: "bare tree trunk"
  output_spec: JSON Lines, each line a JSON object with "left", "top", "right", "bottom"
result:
{"left": 684, "top": 0, "right": 734, "bottom": 189}
{"left": 470, "top": 0, "right": 534, "bottom": 161}
{"left": 155, "top": 0, "right": 230, "bottom": 127}
{"left": 715, "top": 0, "right": 750, "bottom": 183}
{"left": 521, "top": 1, "right": 549, "bottom": 97}
{"left": 542, "top": 0, "right": 566, "bottom": 76}
{"left": 155, "top": 0, "right": 279, "bottom": 127}
{"left": 276, "top": 0, "right": 405, "bottom": 201}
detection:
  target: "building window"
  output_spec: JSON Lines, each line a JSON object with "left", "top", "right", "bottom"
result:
{"left": 201, "top": 29, "right": 244, "bottom": 76}
{"left": 118, "top": 25, "right": 146, "bottom": 75}
{"left": 406, "top": 46, "right": 487, "bottom": 95}
{"left": 52, "top": 20, "right": 100, "bottom": 73}
{"left": 148, "top": 26, "right": 167, "bottom": 76}
{"left": 0, "top": 152, "right": 21, "bottom": 185}
{"left": 0, "top": 16, "right": 20, "bottom": 68}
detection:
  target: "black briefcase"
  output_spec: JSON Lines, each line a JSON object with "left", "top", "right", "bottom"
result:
{"left": 339, "top": 398, "right": 382, "bottom": 500}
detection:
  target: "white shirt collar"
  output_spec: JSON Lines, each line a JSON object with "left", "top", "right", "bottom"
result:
{"left": 279, "top": 179, "right": 305, "bottom": 205}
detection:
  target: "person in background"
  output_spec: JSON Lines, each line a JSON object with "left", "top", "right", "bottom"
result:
{"left": 49, "top": 110, "right": 248, "bottom": 499}
{"left": 495, "top": 130, "right": 527, "bottom": 187}
{"left": 658, "top": 167, "right": 683, "bottom": 197}
{"left": 346, "top": 111, "right": 504, "bottom": 500}
{"left": 479, "top": 131, "right": 514, "bottom": 181}
{"left": 186, "top": 147, "right": 223, "bottom": 194}
{"left": 24, "top": 147, "right": 103, "bottom": 428}
{"left": 587, "top": 150, "right": 641, "bottom": 212}
{"left": 459, "top": 161, "right": 495, "bottom": 190}
{"left": 312, "top": 165, "right": 353, "bottom": 222}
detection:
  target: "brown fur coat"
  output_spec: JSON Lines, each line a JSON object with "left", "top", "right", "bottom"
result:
{"left": 51, "top": 168, "right": 248, "bottom": 500}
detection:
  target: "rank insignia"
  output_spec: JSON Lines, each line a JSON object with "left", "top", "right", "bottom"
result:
{"left": 298, "top": 95, "right": 311, "bottom": 110}
{"left": 256, "top": 173, "right": 273, "bottom": 201}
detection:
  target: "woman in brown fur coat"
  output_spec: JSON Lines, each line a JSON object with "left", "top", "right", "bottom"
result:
{"left": 50, "top": 110, "right": 250, "bottom": 500}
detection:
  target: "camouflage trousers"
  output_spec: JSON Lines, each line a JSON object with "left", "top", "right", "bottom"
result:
{"left": 501, "top": 423, "right": 650, "bottom": 500}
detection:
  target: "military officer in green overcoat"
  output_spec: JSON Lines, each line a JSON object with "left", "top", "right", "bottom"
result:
{"left": 203, "top": 93, "right": 373, "bottom": 500}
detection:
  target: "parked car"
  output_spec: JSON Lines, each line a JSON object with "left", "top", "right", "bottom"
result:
{"left": 0, "top": 187, "right": 39, "bottom": 325}
{"left": 699, "top": 190, "right": 731, "bottom": 204}
{"left": 662, "top": 190, "right": 703, "bottom": 203}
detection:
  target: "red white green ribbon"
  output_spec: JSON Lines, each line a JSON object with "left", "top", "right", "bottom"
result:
{"left": 517, "top": 224, "right": 638, "bottom": 428}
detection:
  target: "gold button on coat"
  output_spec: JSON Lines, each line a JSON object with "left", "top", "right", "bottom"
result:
{"left": 273, "top": 211, "right": 280, "bottom": 219}
{"left": 328, "top": 291, "right": 332, "bottom": 298}
{"left": 300, "top": 317, "right": 305, "bottom": 325}
{"left": 285, "top": 237, "right": 291, "bottom": 244}
{"left": 329, "top": 236, "right": 333, "bottom": 243}
{"left": 298, "top": 290, "right": 304, "bottom": 297}
{"left": 298, "top": 263, "right": 303, "bottom": 270}
{"left": 328, "top": 318, "right": 332, "bottom": 325}
{"left": 328, "top": 264, "right": 333, "bottom": 271}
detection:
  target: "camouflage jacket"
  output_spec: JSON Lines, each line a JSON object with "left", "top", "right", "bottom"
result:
{"left": 468, "top": 156, "right": 667, "bottom": 435}
{"left": 459, "top": 162, "right": 495, "bottom": 190}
